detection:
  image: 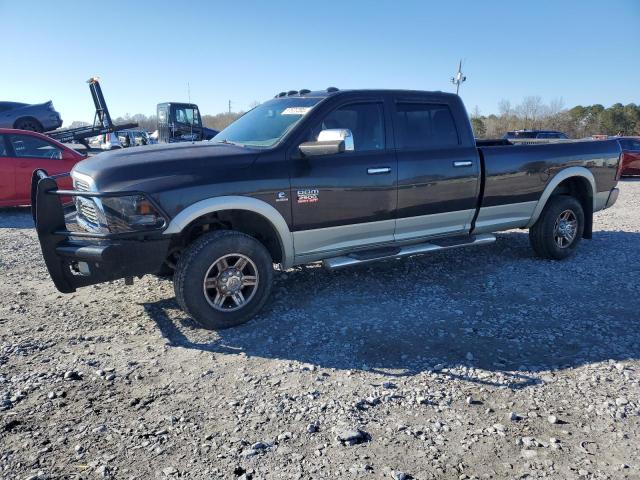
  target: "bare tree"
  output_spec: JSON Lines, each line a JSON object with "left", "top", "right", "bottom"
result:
{"left": 517, "top": 96, "right": 544, "bottom": 130}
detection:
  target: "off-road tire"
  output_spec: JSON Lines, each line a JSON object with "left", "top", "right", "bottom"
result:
{"left": 529, "top": 195, "right": 584, "bottom": 260}
{"left": 14, "top": 118, "right": 44, "bottom": 133}
{"left": 173, "top": 230, "right": 273, "bottom": 329}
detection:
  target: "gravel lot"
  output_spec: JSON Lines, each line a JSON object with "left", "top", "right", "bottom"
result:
{"left": 1, "top": 181, "right": 639, "bottom": 480}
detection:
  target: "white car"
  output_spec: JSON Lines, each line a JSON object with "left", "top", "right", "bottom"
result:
{"left": 89, "top": 132, "right": 122, "bottom": 150}
{"left": 90, "top": 130, "right": 152, "bottom": 150}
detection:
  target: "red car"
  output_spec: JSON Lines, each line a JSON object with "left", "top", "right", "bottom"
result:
{"left": 618, "top": 137, "right": 640, "bottom": 176}
{"left": 0, "top": 128, "right": 85, "bottom": 207}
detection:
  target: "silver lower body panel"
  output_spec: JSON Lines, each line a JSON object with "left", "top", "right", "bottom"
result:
{"left": 322, "top": 233, "right": 496, "bottom": 269}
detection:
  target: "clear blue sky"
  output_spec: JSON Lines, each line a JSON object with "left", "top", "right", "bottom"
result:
{"left": 1, "top": 0, "right": 638, "bottom": 125}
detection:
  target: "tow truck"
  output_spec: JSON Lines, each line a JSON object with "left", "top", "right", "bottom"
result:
{"left": 46, "top": 77, "right": 137, "bottom": 149}
{"left": 156, "top": 102, "right": 218, "bottom": 143}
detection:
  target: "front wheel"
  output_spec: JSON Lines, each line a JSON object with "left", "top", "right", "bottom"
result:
{"left": 173, "top": 231, "right": 273, "bottom": 329}
{"left": 529, "top": 195, "right": 584, "bottom": 260}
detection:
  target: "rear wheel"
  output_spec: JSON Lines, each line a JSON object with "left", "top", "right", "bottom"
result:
{"left": 14, "top": 118, "right": 43, "bottom": 132}
{"left": 173, "top": 230, "right": 273, "bottom": 329}
{"left": 529, "top": 195, "right": 584, "bottom": 260}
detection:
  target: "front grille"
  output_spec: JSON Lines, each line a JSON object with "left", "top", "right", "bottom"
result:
{"left": 74, "top": 179, "right": 90, "bottom": 192}
{"left": 73, "top": 176, "right": 101, "bottom": 228}
{"left": 77, "top": 199, "right": 100, "bottom": 224}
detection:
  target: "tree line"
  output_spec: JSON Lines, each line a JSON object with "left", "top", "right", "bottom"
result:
{"left": 68, "top": 97, "right": 639, "bottom": 140}
{"left": 471, "top": 97, "right": 640, "bottom": 139}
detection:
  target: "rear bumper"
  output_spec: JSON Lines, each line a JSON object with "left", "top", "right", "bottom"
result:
{"left": 43, "top": 116, "right": 63, "bottom": 132}
{"left": 605, "top": 187, "right": 619, "bottom": 209}
{"left": 32, "top": 170, "right": 170, "bottom": 293}
{"left": 595, "top": 187, "right": 620, "bottom": 212}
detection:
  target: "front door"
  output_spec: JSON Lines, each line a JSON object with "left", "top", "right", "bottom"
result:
{"left": 290, "top": 100, "right": 397, "bottom": 257}
{"left": 7, "top": 133, "right": 66, "bottom": 204}
{"left": 171, "top": 104, "right": 202, "bottom": 141}
{"left": 393, "top": 100, "right": 481, "bottom": 241}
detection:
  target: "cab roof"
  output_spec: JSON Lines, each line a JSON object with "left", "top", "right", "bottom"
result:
{"left": 273, "top": 87, "right": 456, "bottom": 100}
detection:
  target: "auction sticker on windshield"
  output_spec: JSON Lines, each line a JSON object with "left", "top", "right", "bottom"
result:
{"left": 282, "top": 107, "right": 312, "bottom": 116}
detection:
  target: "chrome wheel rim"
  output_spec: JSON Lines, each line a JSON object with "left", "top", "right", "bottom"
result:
{"left": 203, "top": 253, "right": 259, "bottom": 312}
{"left": 553, "top": 209, "right": 578, "bottom": 248}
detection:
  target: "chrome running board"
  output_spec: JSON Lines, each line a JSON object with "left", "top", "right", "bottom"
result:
{"left": 322, "top": 233, "right": 496, "bottom": 270}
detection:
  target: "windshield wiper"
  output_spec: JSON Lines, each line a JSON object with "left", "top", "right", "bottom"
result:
{"left": 213, "top": 139, "right": 245, "bottom": 147}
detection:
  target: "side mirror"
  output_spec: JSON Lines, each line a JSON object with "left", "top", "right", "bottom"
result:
{"left": 298, "top": 128, "right": 355, "bottom": 157}
{"left": 318, "top": 129, "right": 354, "bottom": 151}
{"left": 299, "top": 139, "right": 345, "bottom": 157}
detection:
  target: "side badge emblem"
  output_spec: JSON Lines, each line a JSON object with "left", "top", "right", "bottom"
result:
{"left": 297, "top": 189, "right": 319, "bottom": 204}
{"left": 276, "top": 191, "right": 288, "bottom": 202}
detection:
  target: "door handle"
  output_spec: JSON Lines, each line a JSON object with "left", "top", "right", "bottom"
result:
{"left": 453, "top": 161, "right": 473, "bottom": 167}
{"left": 367, "top": 167, "right": 391, "bottom": 175}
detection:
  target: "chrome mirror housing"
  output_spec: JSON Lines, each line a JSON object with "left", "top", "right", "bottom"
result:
{"left": 317, "top": 129, "right": 354, "bottom": 152}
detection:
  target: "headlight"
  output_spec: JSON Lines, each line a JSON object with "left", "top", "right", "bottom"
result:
{"left": 76, "top": 195, "right": 165, "bottom": 233}
{"left": 100, "top": 196, "right": 165, "bottom": 233}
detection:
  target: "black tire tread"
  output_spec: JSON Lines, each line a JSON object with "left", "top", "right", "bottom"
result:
{"left": 529, "top": 195, "right": 584, "bottom": 260}
{"left": 173, "top": 230, "right": 273, "bottom": 329}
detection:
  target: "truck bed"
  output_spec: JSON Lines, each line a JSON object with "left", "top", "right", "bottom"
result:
{"left": 472, "top": 139, "right": 621, "bottom": 234}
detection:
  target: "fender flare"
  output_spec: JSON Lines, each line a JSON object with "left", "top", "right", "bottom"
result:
{"left": 526, "top": 167, "right": 596, "bottom": 228}
{"left": 163, "top": 196, "right": 295, "bottom": 268}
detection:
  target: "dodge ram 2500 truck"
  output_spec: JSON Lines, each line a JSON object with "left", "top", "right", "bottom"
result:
{"left": 31, "top": 88, "right": 622, "bottom": 329}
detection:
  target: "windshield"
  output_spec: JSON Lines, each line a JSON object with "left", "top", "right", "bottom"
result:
{"left": 505, "top": 131, "right": 537, "bottom": 139}
{"left": 212, "top": 97, "right": 323, "bottom": 148}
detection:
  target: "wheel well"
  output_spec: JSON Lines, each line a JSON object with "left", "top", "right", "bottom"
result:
{"left": 13, "top": 116, "right": 43, "bottom": 129}
{"left": 171, "top": 209, "right": 284, "bottom": 264}
{"left": 550, "top": 177, "right": 593, "bottom": 239}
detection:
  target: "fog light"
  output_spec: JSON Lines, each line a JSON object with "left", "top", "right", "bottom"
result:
{"left": 77, "top": 262, "right": 91, "bottom": 275}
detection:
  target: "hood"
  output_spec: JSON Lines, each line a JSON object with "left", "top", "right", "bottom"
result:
{"left": 72, "top": 141, "right": 259, "bottom": 193}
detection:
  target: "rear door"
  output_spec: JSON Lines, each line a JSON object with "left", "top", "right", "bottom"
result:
{"left": 7, "top": 133, "right": 67, "bottom": 203}
{"left": 0, "top": 134, "right": 16, "bottom": 206}
{"left": 392, "top": 98, "right": 481, "bottom": 241}
{"left": 290, "top": 97, "right": 397, "bottom": 257}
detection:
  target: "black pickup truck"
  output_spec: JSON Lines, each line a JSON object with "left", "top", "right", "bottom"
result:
{"left": 32, "top": 88, "right": 622, "bottom": 329}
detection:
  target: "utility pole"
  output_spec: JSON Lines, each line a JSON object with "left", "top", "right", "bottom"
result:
{"left": 451, "top": 60, "right": 467, "bottom": 95}
{"left": 228, "top": 100, "right": 232, "bottom": 114}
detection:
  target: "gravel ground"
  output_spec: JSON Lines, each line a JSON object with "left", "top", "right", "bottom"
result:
{"left": 1, "top": 181, "right": 639, "bottom": 480}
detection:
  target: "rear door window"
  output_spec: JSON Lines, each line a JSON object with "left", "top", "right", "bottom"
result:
{"left": 394, "top": 103, "right": 459, "bottom": 149}
{"left": 8, "top": 134, "right": 62, "bottom": 159}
